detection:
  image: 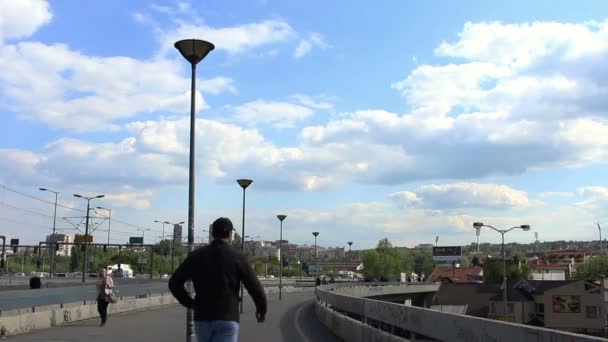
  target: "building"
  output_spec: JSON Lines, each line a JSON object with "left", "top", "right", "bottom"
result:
{"left": 525, "top": 259, "right": 570, "bottom": 280}
{"left": 173, "top": 224, "right": 183, "bottom": 243}
{"left": 318, "top": 246, "right": 345, "bottom": 261}
{"left": 45, "top": 233, "right": 72, "bottom": 257}
{"left": 254, "top": 245, "right": 280, "bottom": 259}
{"left": 415, "top": 243, "right": 434, "bottom": 250}
{"left": 487, "top": 279, "right": 605, "bottom": 336}
{"left": 429, "top": 266, "right": 484, "bottom": 283}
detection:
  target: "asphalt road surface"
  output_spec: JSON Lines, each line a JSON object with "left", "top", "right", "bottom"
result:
{"left": 0, "top": 281, "right": 170, "bottom": 310}
{"left": 12, "top": 291, "right": 341, "bottom": 342}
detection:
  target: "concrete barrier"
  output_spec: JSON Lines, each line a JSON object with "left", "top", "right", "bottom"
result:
{"left": 315, "top": 284, "right": 607, "bottom": 342}
{"left": 315, "top": 301, "right": 408, "bottom": 342}
{"left": 0, "top": 293, "right": 178, "bottom": 336}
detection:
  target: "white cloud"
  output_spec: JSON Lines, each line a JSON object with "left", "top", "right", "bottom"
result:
{"left": 290, "top": 94, "right": 334, "bottom": 109}
{"left": 103, "top": 187, "right": 154, "bottom": 209}
{"left": 539, "top": 191, "right": 575, "bottom": 198}
{"left": 0, "top": 41, "right": 238, "bottom": 131}
{"left": 159, "top": 19, "right": 295, "bottom": 56}
{"left": 231, "top": 100, "right": 315, "bottom": 128}
{"left": 388, "top": 182, "right": 532, "bottom": 210}
{"left": 0, "top": 0, "right": 52, "bottom": 42}
{"left": 293, "top": 32, "right": 329, "bottom": 58}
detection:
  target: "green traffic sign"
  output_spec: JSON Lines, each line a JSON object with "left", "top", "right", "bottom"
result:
{"left": 129, "top": 237, "right": 144, "bottom": 244}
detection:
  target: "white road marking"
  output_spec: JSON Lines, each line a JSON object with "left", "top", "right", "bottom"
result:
{"left": 294, "top": 302, "right": 312, "bottom": 342}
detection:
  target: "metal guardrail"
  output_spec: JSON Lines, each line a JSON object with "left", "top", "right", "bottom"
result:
{"left": 315, "top": 283, "right": 607, "bottom": 342}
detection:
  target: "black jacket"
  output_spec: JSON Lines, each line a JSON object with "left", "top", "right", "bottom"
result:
{"left": 169, "top": 239, "right": 267, "bottom": 322}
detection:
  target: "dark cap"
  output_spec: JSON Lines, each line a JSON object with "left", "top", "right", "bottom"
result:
{"left": 211, "top": 217, "right": 235, "bottom": 238}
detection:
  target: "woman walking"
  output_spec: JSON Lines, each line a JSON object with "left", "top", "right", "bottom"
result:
{"left": 96, "top": 268, "right": 114, "bottom": 326}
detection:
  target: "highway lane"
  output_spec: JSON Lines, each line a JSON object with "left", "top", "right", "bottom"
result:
{"left": 0, "top": 279, "right": 312, "bottom": 310}
{"left": 12, "top": 291, "right": 340, "bottom": 342}
{"left": 0, "top": 281, "right": 169, "bottom": 310}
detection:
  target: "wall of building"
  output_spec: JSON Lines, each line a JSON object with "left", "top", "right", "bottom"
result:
{"left": 531, "top": 269, "right": 566, "bottom": 281}
{"left": 543, "top": 281, "right": 604, "bottom": 333}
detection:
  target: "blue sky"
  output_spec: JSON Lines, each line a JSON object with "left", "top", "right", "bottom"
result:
{"left": 2, "top": 0, "right": 608, "bottom": 249}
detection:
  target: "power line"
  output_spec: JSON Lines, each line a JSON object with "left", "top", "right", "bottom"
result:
{"left": 0, "top": 183, "right": 161, "bottom": 234}
{"left": 0, "top": 184, "right": 83, "bottom": 212}
{"left": 0, "top": 201, "right": 55, "bottom": 219}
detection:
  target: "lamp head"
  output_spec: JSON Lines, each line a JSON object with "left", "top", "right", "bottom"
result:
{"left": 73, "top": 194, "right": 82, "bottom": 198}
{"left": 473, "top": 222, "right": 484, "bottom": 229}
{"left": 348, "top": 241, "right": 353, "bottom": 246}
{"left": 277, "top": 215, "right": 287, "bottom": 222}
{"left": 237, "top": 179, "right": 253, "bottom": 189}
{"left": 520, "top": 224, "right": 531, "bottom": 231}
{"left": 174, "top": 39, "right": 215, "bottom": 65}
{"left": 95, "top": 195, "right": 105, "bottom": 199}
{"left": 39, "top": 188, "right": 47, "bottom": 191}
{"left": 312, "top": 232, "right": 319, "bottom": 237}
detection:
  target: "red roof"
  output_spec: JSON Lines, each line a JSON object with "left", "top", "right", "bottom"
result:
{"left": 429, "top": 266, "right": 483, "bottom": 282}
{"left": 525, "top": 261, "right": 569, "bottom": 270}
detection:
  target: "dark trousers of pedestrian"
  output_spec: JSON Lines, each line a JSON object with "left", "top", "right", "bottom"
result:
{"left": 97, "top": 297, "right": 109, "bottom": 326}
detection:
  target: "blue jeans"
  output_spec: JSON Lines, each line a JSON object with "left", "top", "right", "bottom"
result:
{"left": 195, "top": 320, "right": 240, "bottom": 342}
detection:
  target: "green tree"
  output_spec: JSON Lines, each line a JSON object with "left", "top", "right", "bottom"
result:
{"left": 574, "top": 256, "right": 608, "bottom": 279}
{"left": 362, "top": 238, "right": 411, "bottom": 281}
{"left": 484, "top": 260, "right": 532, "bottom": 283}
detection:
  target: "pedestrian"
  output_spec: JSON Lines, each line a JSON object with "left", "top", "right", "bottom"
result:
{"left": 170, "top": 217, "right": 267, "bottom": 342}
{"left": 96, "top": 268, "right": 114, "bottom": 326}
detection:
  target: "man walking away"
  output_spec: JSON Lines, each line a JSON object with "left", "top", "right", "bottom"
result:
{"left": 170, "top": 217, "right": 267, "bottom": 342}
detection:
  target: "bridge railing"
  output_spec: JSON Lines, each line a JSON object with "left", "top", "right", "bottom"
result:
{"left": 315, "top": 283, "right": 606, "bottom": 342}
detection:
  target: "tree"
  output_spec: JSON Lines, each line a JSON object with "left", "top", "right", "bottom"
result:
{"left": 484, "top": 259, "right": 532, "bottom": 283}
{"left": 362, "top": 238, "right": 411, "bottom": 281}
{"left": 574, "top": 256, "right": 608, "bottom": 279}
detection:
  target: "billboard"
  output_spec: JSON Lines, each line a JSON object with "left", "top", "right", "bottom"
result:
{"left": 74, "top": 234, "right": 93, "bottom": 243}
{"left": 432, "top": 246, "right": 462, "bottom": 262}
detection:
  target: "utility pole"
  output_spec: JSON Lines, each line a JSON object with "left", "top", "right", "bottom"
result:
{"left": 74, "top": 193, "right": 104, "bottom": 284}
{"left": 39, "top": 188, "right": 59, "bottom": 278}
{"left": 598, "top": 223, "right": 603, "bottom": 256}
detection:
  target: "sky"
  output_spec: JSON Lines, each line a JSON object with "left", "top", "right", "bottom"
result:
{"left": 2, "top": 0, "right": 608, "bottom": 249}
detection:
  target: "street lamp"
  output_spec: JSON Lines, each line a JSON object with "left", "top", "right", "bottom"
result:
{"left": 473, "top": 222, "right": 530, "bottom": 321}
{"left": 475, "top": 227, "right": 480, "bottom": 254}
{"left": 277, "top": 215, "right": 286, "bottom": 300}
{"left": 597, "top": 223, "right": 603, "bottom": 256}
{"left": 435, "top": 235, "right": 439, "bottom": 247}
{"left": 347, "top": 241, "right": 353, "bottom": 279}
{"left": 74, "top": 193, "right": 104, "bottom": 283}
{"left": 137, "top": 228, "right": 152, "bottom": 243}
{"left": 237, "top": 179, "right": 253, "bottom": 313}
{"left": 97, "top": 207, "right": 112, "bottom": 269}
{"left": 164, "top": 221, "right": 185, "bottom": 273}
{"left": 154, "top": 220, "right": 169, "bottom": 275}
{"left": 175, "top": 38, "right": 215, "bottom": 341}
{"left": 39, "top": 188, "right": 59, "bottom": 278}
{"left": 312, "top": 232, "right": 319, "bottom": 280}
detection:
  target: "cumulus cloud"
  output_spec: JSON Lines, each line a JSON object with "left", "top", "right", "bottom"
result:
{"left": 231, "top": 100, "right": 316, "bottom": 128}
{"left": 388, "top": 182, "right": 532, "bottom": 210}
{"left": 0, "top": 41, "right": 238, "bottom": 131}
{"left": 293, "top": 32, "right": 329, "bottom": 58}
{"left": 0, "top": 0, "right": 52, "bottom": 42}
{"left": 158, "top": 19, "right": 295, "bottom": 56}
{"left": 103, "top": 187, "right": 155, "bottom": 209}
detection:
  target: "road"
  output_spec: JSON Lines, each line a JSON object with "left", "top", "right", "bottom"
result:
{"left": 0, "top": 278, "right": 314, "bottom": 310}
{"left": 11, "top": 291, "right": 340, "bottom": 342}
{"left": 0, "top": 281, "right": 170, "bottom": 310}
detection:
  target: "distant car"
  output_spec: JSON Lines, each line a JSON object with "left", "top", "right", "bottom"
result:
{"left": 14, "top": 272, "right": 25, "bottom": 277}
{"left": 161, "top": 274, "right": 170, "bottom": 279}
{"left": 54, "top": 273, "right": 67, "bottom": 278}
{"left": 267, "top": 275, "right": 275, "bottom": 279}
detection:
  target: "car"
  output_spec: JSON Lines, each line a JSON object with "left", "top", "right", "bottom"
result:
{"left": 161, "top": 274, "right": 170, "bottom": 279}
{"left": 14, "top": 272, "right": 25, "bottom": 277}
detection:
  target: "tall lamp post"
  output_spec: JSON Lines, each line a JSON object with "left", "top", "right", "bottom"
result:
{"left": 97, "top": 207, "right": 112, "bottom": 269}
{"left": 473, "top": 222, "right": 530, "bottom": 321}
{"left": 175, "top": 38, "right": 215, "bottom": 342}
{"left": 598, "top": 223, "right": 603, "bottom": 256}
{"left": 237, "top": 179, "right": 253, "bottom": 313}
{"left": 475, "top": 227, "right": 480, "bottom": 254}
{"left": 164, "top": 221, "right": 185, "bottom": 273}
{"left": 347, "top": 241, "right": 353, "bottom": 279}
{"left": 154, "top": 220, "right": 168, "bottom": 275}
{"left": 277, "top": 215, "right": 287, "bottom": 300}
{"left": 39, "top": 188, "right": 59, "bottom": 278}
{"left": 74, "top": 193, "right": 104, "bottom": 284}
{"left": 312, "top": 232, "right": 319, "bottom": 280}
